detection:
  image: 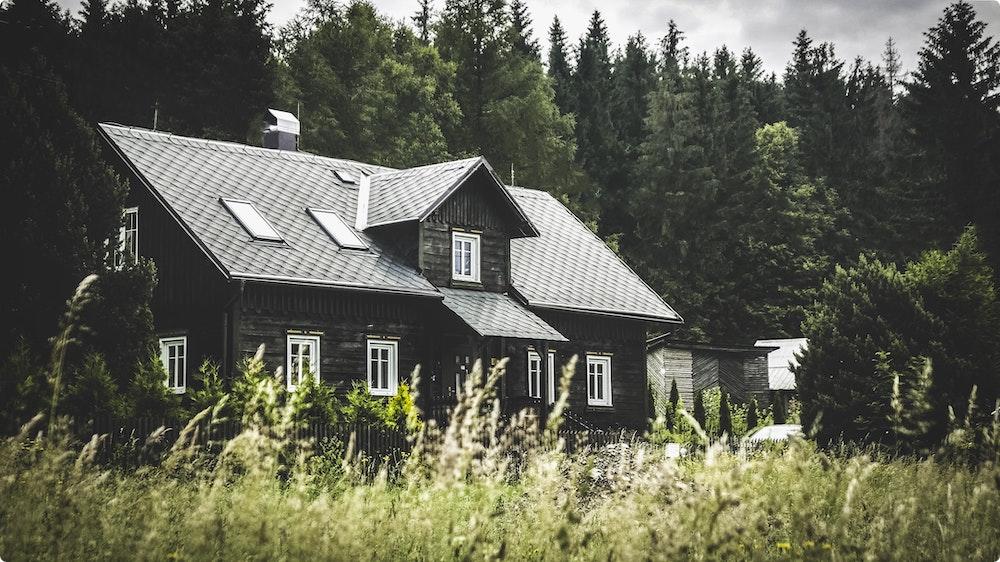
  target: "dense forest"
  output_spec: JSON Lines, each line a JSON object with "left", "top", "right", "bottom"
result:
{"left": 2, "top": 0, "right": 1000, "bottom": 442}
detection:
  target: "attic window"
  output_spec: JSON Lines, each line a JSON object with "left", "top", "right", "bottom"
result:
{"left": 308, "top": 207, "right": 367, "bottom": 249}
{"left": 333, "top": 169, "right": 357, "bottom": 184}
{"left": 221, "top": 198, "right": 282, "bottom": 241}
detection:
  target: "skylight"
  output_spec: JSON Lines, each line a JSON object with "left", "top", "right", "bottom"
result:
{"left": 333, "top": 169, "right": 357, "bottom": 184}
{"left": 221, "top": 198, "right": 282, "bottom": 241}
{"left": 308, "top": 208, "right": 367, "bottom": 249}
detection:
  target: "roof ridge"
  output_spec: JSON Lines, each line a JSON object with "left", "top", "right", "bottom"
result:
{"left": 98, "top": 123, "right": 397, "bottom": 173}
{"left": 367, "top": 155, "right": 482, "bottom": 178}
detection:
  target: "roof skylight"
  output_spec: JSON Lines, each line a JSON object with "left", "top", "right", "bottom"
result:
{"left": 333, "top": 169, "right": 357, "bottom": 184}
{"left": 221, "top": 198, "right": 282, "bottom": 241}
{"left": 308, "top": 207, "right": 367, "bottom": 249}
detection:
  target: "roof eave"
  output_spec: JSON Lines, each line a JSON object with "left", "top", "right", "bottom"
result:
{"left": 230, "top": 271, "right": 444, "bottom": 298}
{"left": 525, "top": 300, "right": 684, "bottom": 325}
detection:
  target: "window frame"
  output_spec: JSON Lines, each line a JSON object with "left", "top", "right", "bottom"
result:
{"left": 527, "top": 350, "right": 542, "bottom": 399}
{"left": 451, "top": 231, "right": 481, "bottom": 283}
{"left": 528, "top": 350, "right": 557, "bottom": 403}
{"left": 307, "top": 207, "right": 367, "bottom": 250}
{"left": 158, "top": 336, "right": 187, "bottom": 394}
{"left": 586, "top": 354, "right": 613, "bottom": 407}
{"left": 116, "top": 207, "right": 139, "bottom": 267}
{"left": 286, "top": 334, "right": 320, "bottom": 391}
{"left": 221, "top": 198, "right": 283, "bottom": 241}
{"left": 367, "top": 339, "right": 399, "bottom": 397}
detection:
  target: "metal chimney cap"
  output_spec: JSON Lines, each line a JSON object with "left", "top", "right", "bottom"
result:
{"left": 265, "top": 108, "right": 300, "bottom": 136}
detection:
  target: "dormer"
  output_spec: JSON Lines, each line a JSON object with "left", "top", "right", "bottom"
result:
{"left": 357, "top": 157, "right": 537, "bottom": 291}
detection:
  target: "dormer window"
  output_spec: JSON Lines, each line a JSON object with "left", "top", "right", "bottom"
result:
{"left": 221, "top": 198, "right": 282, "bottom": 241}
{"left": 452, "top": 231, "right": 480, "bottom": 283}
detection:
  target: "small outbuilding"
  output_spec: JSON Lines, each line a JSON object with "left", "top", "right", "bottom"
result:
{"left": 754, "top": 338, "right": 807, "bottom": 403}
{"left": 646, "top": 336, "right": 776, "bottom": 415}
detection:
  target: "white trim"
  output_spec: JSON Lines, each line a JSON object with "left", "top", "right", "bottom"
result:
{"left": 355, "top": 174, "right": 371, "bottom": 231}
{"left": 528, "top": 350, "right": 557, "bottom": 403}
{"left": 527, "top": 351, "right": 542, "bottom": 399}
{"left": 286, "top": 334, "right": 320, "bottom": 391}
{"left": 308, "top": 207, "right": 368, "bottom": 249}
{"left": 116, "top": 207, "right": 139, "bottom": 267}
{"left": 546, "top": 351, "right": 556, "bottom": 405}
{"left": 367, "top": 339, "right": 398, "bottom": 396}
{"left": 586, "top": 354, "right": 613, "bottom": 407}
{"left": 451, "top": 231, "right": 481, "bottom": 283}
{"left": 158, "top": 336, "right": 187, "bottom": 394}
{"left": 220, "top": 198, "right": 283, "bottom": 241}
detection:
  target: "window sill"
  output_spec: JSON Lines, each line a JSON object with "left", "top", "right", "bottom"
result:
{"left": 586, "top": 404, "right": 614, "bottom": 411}
{"left": 450, "top": 279, "right": 484, "bottom": 289}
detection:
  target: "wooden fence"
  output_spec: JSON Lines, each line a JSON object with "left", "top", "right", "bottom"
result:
{"left": 88, "top": 416, "right": 644, "bottom": 467}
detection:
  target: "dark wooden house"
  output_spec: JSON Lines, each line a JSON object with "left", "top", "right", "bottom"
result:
{"left": 99, "top": 112, "right": 682, "bottom": 428}
{"left": 646, "top": 337, "right": 775, "bottom": 414}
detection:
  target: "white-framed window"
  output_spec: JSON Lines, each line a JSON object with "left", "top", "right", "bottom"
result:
{"left": 286, "top": 334, "right": 320, "bottom": 390}
{"left": 527, "top": 350, "right": 557, "bottom": 403}
{"left": 116, "top": 207, "right": 138, "bottom": 267}
{"left": 307, "top": 207, "right": 367, "bottom": 249}
{"left": 159, "top": 336, "right": 187, "bottom": 394}
{"left": 367, "top": 339, "right": 398, "bottom": 396}
{"left": 451, "top": 231, "right": 480, "bottom": 282}
{"left": 586, "top": 355, "right": 612, "bottom": 407}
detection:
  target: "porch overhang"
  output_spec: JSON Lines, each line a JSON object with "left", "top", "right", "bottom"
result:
{"left": 438, "top": 287, "right": 568, "bottom": 342}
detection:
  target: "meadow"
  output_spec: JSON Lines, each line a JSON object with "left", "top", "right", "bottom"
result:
{"left": 1, "top": 357, "right": 999, "bottom": 562}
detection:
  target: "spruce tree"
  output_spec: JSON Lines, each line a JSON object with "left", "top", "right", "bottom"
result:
{"left": 718, "top": 390, "right": 733, "bottom": 437}
{"left": 693, "top": 390, "right": 706, "bottom": 428}
{"left": 669, "top": 378, "right": 680, "bottom": 410}
{"left": 508, "top": 0, "right": 539, "bottom": 61}
{"left": 546, "top": 16, "right": 573, "bottom": 114}
{"left": 412, "top": 0, "right": 433, "bottom": 44}
{"left": 904, "top": 0, "right": 1000, "bottom": 265}
{"left": 745, "top": 398, "right": 759, "bottom": 431}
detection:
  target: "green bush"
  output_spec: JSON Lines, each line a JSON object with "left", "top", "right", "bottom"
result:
{"left": 798, "top": 228, "right": 1000, "bottom": 447}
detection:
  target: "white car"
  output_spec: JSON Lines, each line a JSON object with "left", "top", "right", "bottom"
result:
{"left": 746, "top": 424, "right": 803, "bottom": 443}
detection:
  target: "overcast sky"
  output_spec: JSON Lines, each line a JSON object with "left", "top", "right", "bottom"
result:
{"left": 55, "top": 0, "right": 1000, "bottom": 77}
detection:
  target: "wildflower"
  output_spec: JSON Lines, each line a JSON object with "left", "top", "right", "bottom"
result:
{"left": 776, "top": 541, "right": 791, "bottom": 552}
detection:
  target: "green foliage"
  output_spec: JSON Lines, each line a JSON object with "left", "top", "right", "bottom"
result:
{"left": 384, "top": 383, "right": 421, "bottom": 433}
{"left": 718, "top": 390, "right": 733, "bottom": 437}
{"left": 746, "top": 398, "right": 760, "bottom": 431}
{"left": 693, "top": 390, "right": 706, "bottom": 428}
{"left": 289, "top": 372, "right": 340, "bottom": 427}
{"left": 798, "top": 228, "right": 1000, "bottom": 445}
{"left": 668, "top": 378, "right": 680, "bottom": 410}
{"left": 186, "top": 360, "right": 227, "bottom": 416}
{"left": 124, "top": 354, "right": 179, "bottom": 421}
{"left": 341, "top": 381, "right": 387, "bottom": 426}
{"left": 63, "top": 353, "right": 126, "bottom": 424}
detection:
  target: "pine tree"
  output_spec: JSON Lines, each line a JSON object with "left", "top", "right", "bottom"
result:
{"left": 718, "top": 390, "right": 733, "bottom": 437}
{"left": 904, "top": 0, "right": 1000, "bottom": 266}
{"left": 508, "top": 0, "right": 539, "bottom": 60}
{"left": 412, "top": 0, "right": 433, "bottom": 44}
{"left": 669, "top": 378, "right": 680, "bottom": 410}
{"left": 745, "top": 397, "right": 759, "bottom": 431}
{"left": 546, "top": 16, "right": 573, "bottom": 114}
{"left": 882, "top": 37, "right": 901, "bottom": 98}
{"left": 693, "top": 390, "right": 706, "bottom": 428}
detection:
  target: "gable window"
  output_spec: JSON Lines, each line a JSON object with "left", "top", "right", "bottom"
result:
{"left": 308, "top": 207, "right": 367, "bottom": 249}
{"left": 527, "top": 350, "right": 556, "bottom": 402}
{"left": 221, "top": 198, "right": 282, "bottom": 241}
{"left": 159, "top": 336, "right": 187, "bottom": 394}
{"left": 452, "top": 231, "right": 480, "bottom": 282}
{"left": 286, "top": 334, "right": 320, "bottom": 390}
{"left": 367, "top": 339, "right": 398, "bottom": 396}
{"left": 116, "top": 207, "right": 138, "bottom": 266}
{"left": 586, "top": 355, "right": 612, "bottom": 407}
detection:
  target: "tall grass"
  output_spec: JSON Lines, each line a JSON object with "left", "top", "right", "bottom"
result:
{"left": 1, "top": 352, "right": 999, "bottom": 561}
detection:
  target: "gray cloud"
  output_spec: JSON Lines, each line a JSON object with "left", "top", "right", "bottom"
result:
{"left": 52, "top": 0, "right": 1000, "bottom": 77}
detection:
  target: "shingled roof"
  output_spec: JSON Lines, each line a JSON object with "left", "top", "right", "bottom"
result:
{"left": 99, "top": 123, "right": 681, "bottom": 324}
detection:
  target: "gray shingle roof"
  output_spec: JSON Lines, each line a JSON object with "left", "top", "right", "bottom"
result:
{"left": 100, "top": 124, "right": 438, "bottom": 296}
{"left": 508, "top": 187, "right": 682, "bottom": 323}
{"left": 100, "top": 124, "right": 681, "bottom": 323}
{"left": 439, "top": 288, "right": 567, "bottom": 341}
{"left": 364, "top": 157, "right": 482, "bottom": 227}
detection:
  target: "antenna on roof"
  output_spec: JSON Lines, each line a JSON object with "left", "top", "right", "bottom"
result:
{"left": 510, "top": 162, "right": 515, "bottom": 186}
{"left": 152, "top": 100, "right": 159, "bottom": 131}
